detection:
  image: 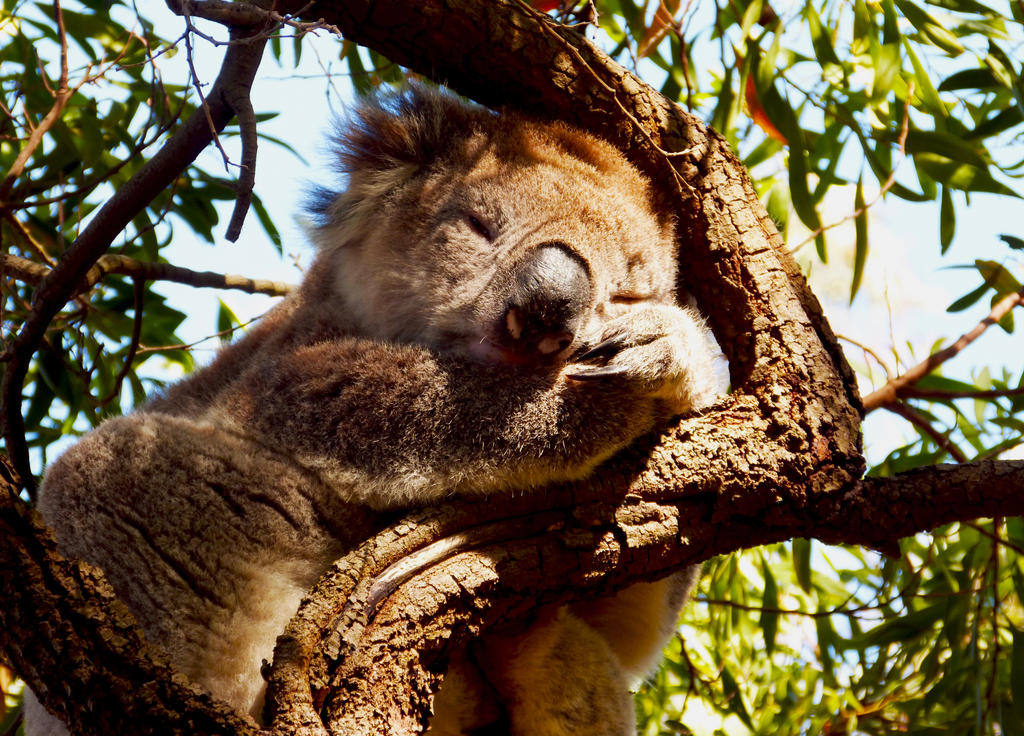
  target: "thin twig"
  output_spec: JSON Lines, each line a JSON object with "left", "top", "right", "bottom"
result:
{"left": 178, "top": 5, "right": 233, "bottom": 171}
{"left": 864, "top": 287, "right": 1024, "bottom": 412}
{"left": 984, "top": 517, "right": 1002, "bottom": 724}
{"left": 0, "top": 23, "right": 270, "bottom": 494}
{"left": 838, "top": 333, "right": 893, "bottom": 382}
{"left": 963, "top": 519, "right": 1024, "bottom": 558}
{"left": 135, "top": 315, "right": 262, "bottom": 355}
{"left": 97, "top": 278, "right": 145, "bottom": 406}
{"left": 885, "top": 402, "right": 969, "bottom": 463}
{"left": 527, "top": 4, "right": 694, "bottom": 199}
{"left": 3, "top": 102, "right": 183, "bottom": 211}
{"left": 0, "top": 1, "right": 72, "bottom": 202}
{"left": 0, "top": 252, "right": 293, "bottom": 297}
{"left": 788, "top": 85, "right": 913, "bottom": 255}
{"left": 899, "top": 386, "right": 1024, "bottom": 402}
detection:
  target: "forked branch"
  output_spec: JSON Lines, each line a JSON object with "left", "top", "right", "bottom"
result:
{"left": 863, "top": 286, "right": 1024, "bottom": 412}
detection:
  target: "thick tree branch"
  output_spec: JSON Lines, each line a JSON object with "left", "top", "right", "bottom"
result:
{"left": 0, "top": 467, "right": 259, "bottom": 736}
{"left": 265, "top": 450, "right": 1024, "bottom": 735}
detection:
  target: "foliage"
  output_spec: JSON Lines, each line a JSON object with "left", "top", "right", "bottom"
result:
{"left": 2, "top": 0, "right": 1023, "bottom": 734}
{"left": 0, "top": 0, "right": 280, "bottom": 468}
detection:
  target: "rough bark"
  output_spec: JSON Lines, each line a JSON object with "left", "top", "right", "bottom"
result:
{"left": 270, "top": 460, "right": 1024, "bottom": 736}
{"left": 3, "top": 2, "right": 1022, "bottom": 736}
{"left": 0, "top": 465, "right": 257, "bottom": 736}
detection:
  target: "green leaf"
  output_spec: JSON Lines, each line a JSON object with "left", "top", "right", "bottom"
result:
{"left": 937, "top": 68, "right": 1001, "bottom": 92}
{"left": 926, "top": 0, "right": 999, "bottom": 14}
{"left": 850, "top": 177, "right": 868, "bottom": 302}
{"left": 882, "top": 0, "right": 901, "bottom": 44}
{"left": 786, "top": 139, "right": 822, "bottom": 234}
{"left": 720, "top": 665, "right": 753, "bottom": 729}
{"left": 970, "top": 106, "right": 1024, "bottom": 140}
{"left": 794, "top": 538, "right": 812, "bottom": 593}
{"left": 1001, "top": 234, "right": 1024, "bottom": 250}
{"left": 903, "top": 40, "right": 947, "bottom": 117}
{"left": 985, "top": 39, "right": 1018, "bottom": 89}
{"left": 975, "top": 259, "right": 1024, "bottom": 294}
{"left": 939, "top": 186, "right": 955, "bottom": 252}
{"left": 216, "top": 301, "right": 241, "bottom": 342}
{"left": 250, "top": 194, "right": 283, "bottom": 254}
{"left": 854, "top": 602, "right": 947, "bottom": 647}
{"left": 815, "top": 617, "right": 839, "bottom": 687}
{"left": 806, "top": 4, "right": 840, "bottom": 68}
{"left": 871, "top": 43, "right": 903, "bottom": 101}
{"left": 710, "top": 66, "right": 736, "bottom": 136}
{"left": 740, "top": 0, "right": 764, "bottom": 38}
{"left": 996, "top": 296, "right": 1015, "bottom": 333}
{"left": 915, "top": 153, "right": 1021, "bottom": 196}
{"left": 893, "top": 0, "right": 966, "bottom": 55}
{"left": 1013, "top": 628, "right": 1024, "bottom": 720}
{"left": 343, "top": 41, "right": 374, "bottom": 96}
{"left": 905, "top": 128, "right": 986, "bottom": 167}
{"left": 760, "top": 559, "right": 779, "bottom": 654}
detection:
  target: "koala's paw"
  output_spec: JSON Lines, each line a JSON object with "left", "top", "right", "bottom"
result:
{"left": 566, "top": 304, "right": 720, "bottom": 413}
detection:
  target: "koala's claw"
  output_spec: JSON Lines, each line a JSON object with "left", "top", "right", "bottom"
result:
{"left": 573, "top": 335, "right": 627, "bottom": 363}
{"left": 563, "top": 303, "right": 720, "bottom": 413}
{"left": 565, "top": 364, "right": 630, "bottom": 381}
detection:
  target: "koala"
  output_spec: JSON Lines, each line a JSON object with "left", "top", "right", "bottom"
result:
{"left": 25, "top": 86, "right": 724, "bottom": 736}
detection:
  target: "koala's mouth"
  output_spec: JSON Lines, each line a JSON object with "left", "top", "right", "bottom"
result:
{"left": 465, "top": 322, "right": 576, "bottom": 367}
{"left": 467, "top": 335, "right": 565, "bottom": 367}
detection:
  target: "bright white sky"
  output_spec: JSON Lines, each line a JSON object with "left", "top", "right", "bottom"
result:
{"left": 145, "top": 5, "right": 1024, "bottom": 466}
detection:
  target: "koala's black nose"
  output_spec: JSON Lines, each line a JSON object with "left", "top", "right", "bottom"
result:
{"left": 501, "top": 243, "right": 591, "bottom": 360}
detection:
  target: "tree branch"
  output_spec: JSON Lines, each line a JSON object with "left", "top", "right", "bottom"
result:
{"left": 0, "top": 466, "right": 259, "bottom": 736}
{"left": 265, "top": 452, "right": 1024, "bottom": 735}
{"left": 863, "top": 286, "right": 1024, "bottom": 412}
{"left": 0, "top": 15, "right": 272, "bottom": 494}
{"left": 885, "top": 402, "right": 968, "bottom": 463}
{"left": 0, "top": 252, "right": 293, "bottom": 297}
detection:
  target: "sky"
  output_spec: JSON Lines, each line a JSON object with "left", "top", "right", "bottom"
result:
{"left": 144, "top": 4, "right": 1024, "bottom": 466}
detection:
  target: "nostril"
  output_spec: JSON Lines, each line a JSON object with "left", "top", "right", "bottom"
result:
{"left": 497, "top": 243, "right": 591, "bottom": 360}
{"left": 537, "top": 332, "right": 573, "bottom": 356}
{"left": 506, "top": 306, "right": 525, "bottom": 340}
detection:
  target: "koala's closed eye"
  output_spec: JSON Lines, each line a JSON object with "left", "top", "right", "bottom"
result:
{"left": 466, "top": 213, "right": 494, "bottom": 240}
{"left": 610, "top": 293, "right": 650, "bottom": 305}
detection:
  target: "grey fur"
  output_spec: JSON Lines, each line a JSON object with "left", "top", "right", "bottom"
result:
{"left": 27, "top": 87, "right": 724, "bottom": 736}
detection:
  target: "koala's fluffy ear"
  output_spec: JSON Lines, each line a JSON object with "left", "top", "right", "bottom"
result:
{"left": 338, "top": 85, "right": 483, "bottom": 175}
{"left": 308, "top": 85, "right": 483, "bottom": 240}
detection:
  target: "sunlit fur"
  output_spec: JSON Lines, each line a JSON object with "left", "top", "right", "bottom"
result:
{"left": 26, "top": 86, "right": 725, "bottom": 736}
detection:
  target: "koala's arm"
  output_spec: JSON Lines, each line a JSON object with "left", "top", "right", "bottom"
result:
{"left": 220, "top": 304, "right": 718, "bottom": 509}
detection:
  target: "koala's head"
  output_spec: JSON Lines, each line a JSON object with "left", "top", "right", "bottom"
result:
{"left": 309, "top": 85, "right": 679, "bottom": 366}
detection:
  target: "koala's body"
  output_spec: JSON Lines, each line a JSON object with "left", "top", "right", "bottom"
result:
{"left": 26, "top": 88, "right": 723, "bottom": 736}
